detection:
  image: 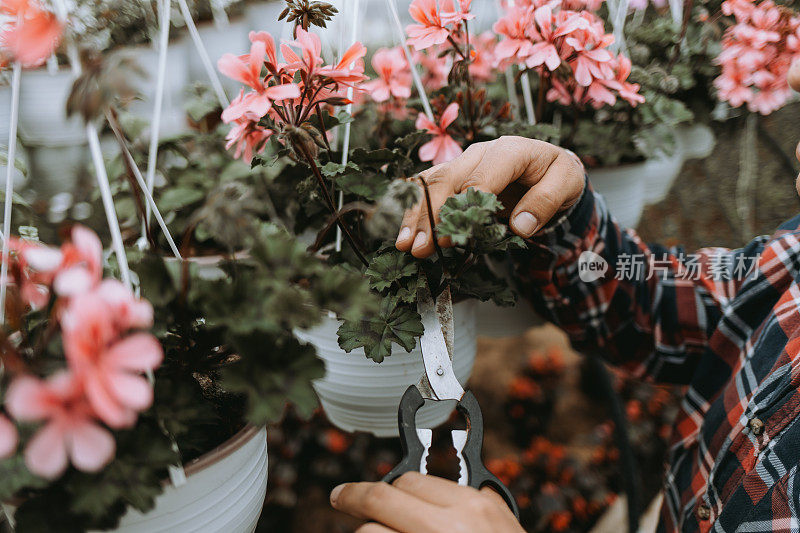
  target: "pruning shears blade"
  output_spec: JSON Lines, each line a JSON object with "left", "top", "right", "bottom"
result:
{"left": 416, "top": 284, "right": 464, "bottom": 402}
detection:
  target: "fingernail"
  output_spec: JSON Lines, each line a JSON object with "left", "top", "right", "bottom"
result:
{"left": 412, "top": 231, "right": 428, "bottom": 250}
{"left": 396, "top": 226, "right": 411, "bottom": 244}
{"left": 330, "top": 484, "right": 345, "bottom": 505}
{"left": 511, "top": 212, "right": 538, "bottom": 237}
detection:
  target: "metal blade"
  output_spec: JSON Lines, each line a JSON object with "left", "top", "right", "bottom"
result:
{"left": 416, "top": 285, "right": 464, "bottom": 401}
{"left": 417, "top": 428, "right": 432, "bottom": 475}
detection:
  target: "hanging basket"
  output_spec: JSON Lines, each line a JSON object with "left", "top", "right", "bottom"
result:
{"left": 587, "top": 161, "right": 649, "bottom": 229}
{"left": 475, "top": 299, "right": 542, "bottom": 338}
{"left": 2, "top": 426, "right": 268, "bottom": 533}
{"left": 296, "top": 301, "right": 478, "bottom": 437}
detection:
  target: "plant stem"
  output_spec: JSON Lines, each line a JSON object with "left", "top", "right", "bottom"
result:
{"left": 295, "top": 142, "right": 369, "bottom": 267}
{"left": 315, "top": 103, "right": 333, "bottom": 152}
{"left": 418, "top": 175, "right": 448, "bottom": 275}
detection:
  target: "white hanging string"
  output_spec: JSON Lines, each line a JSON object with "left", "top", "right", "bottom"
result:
{"left": 51, "top": 0, "right": 132, "bottom": 290}
{"left": 503, "top": 0, "right": 535, "bottom": 124}
{"left": 609, "top": 0, "right": 630, "bottom": 54}
{"left": 668, "top": 0, "right": 684, "bottom": 26}
{"left": 143, "top": 0, "right": 171, "bottom": 236}
{"left": 384, "top": 0, "right": 434, "bottom": 122}
{"left": 52, "top": 0, "right": 187, "bottom": 486}
{"left": 335, "top": 0, "right": 361, "bottom": 252}
{"left": 176, "top": 0, "right": 230, "bottom": 108}
{"left": 0, "top": 62, "right": 21, "bottom": 325}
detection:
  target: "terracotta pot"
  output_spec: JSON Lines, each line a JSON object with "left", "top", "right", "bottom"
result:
{"left": 2, "top": 426, "right": 268, "bottom": 533}
{"left": 296, "top": 301, "right": 478, "bottom": 437}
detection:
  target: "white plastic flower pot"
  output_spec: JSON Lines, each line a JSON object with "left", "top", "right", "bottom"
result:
{"left": 2, "top": 426, "right": 268, "bottom": 533}
{"left": 587, "top": 161, "right": 648, "bottom": 229}
{"left": 125, "top": 41, "right": 191, "bottom": 138}
{"left": 18, "top": 69, "right": 86, "bottom": 146}
{"left": 677, "top": 123, "right": 715, "bottom": 161}
{"left": 640, "top": 146, "right": 685, "bottom": 205}
{"left": 244, "top": 1, "right": 292, "bottom": 35}
{"left": 475, "top": 300, "right": 542, "bottom": 338}
{"left": 0, "top": 85, "right": 26, "bottom": 190}
{"left": 191, "top": 20, "right": 250, "bottom": 94}
{"left": 296, "top": 300, "right": 478, "bottom": 438}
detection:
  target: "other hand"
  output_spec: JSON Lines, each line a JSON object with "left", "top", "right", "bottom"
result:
{"left": 330, "top": 472, "right": 524, "bottom": 533}
{"left": 396, "top": 136, "right": 585, "bottom": 258}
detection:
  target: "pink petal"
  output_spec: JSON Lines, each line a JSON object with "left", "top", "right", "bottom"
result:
{"left": 217, "top": 54, "right": 250, "bottom": 85}
{"left": 23, "top": 246, "right": 63, "bottom": 272}
{"left": 107, "top": 372, "right": 154, "bottom": 411}
{"left": 71, "top": 226, "right": 102, "bottom": 271}
{"left": 439, "top": 102, "right": 459, "bottom": 129}
{"left": 0, "top": 416, "right": 18, "bottom": 459}
{"left": 418, "top": 136, "right": 444, "bottom": 163}
{"left": 84, "top": 373, "right": 137, "bottom": 429}
{"left": 433, "top": 135, "right": 463, "bottom": 165}
{"left": 67, "top": 420, "right": 115, "bottom": 473}
{"left": 105, "top": 333, "right": 164, "bottom": 373}
{"left": 53, "top": 267, "right": 94, "bottom": 296}
{"left": 25, "top": 422, "right": 68, "bottom": 479}
{"left": 5, "top": 376, "right": 50, "bottom": 421}
{"left": 415, "top": 113, "right": 437, "bottom": 132}
{"left": 339, "top": 42, "right": 367, "bottom": 69}
{"left": 265, "top": 83, "right": 301, "bottom": 100}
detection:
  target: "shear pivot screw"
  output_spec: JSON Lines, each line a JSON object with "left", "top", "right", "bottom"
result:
{"left": 436, "top": 366, "right": 444, "bottom": 376}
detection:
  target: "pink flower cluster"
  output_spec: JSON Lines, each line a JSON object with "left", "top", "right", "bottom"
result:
{"left": 0, "top": 227, "right": 162, "bottom": 479}
{"left": 406, "top": 0, "right": 474, "bottom": 51}
{"left": 493, "top": 0, "right": 644, "bottom": 109}
{"left": 218, "top": 29, "right": 367, "bottom": 162}
{"left": 714, "top": 0, "right": 800, "bottom": 115}
{"left": 0, "top": 0, "right": 63, "bottom": 68}
{"left": 416, "top": 102, "right": 463, "bottom": 165}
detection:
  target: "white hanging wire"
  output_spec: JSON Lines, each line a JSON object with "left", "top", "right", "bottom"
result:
{"left": 51, "top": 0, "right": 132, "bottom": 290}
{"left": 176, "top": 0, "right": 230, "bottom": 108}
{"left": 668, "top": 0, "right": 684, "bottom": 26}
{"left": 142, "top": 0, "right": 171, "bottom": 239}
{"left": 504, "top": 0, "right": 536, "bottom": 124}
{"left": 335, "top": 0, "right": 361, "bottom": 252}
{"left": 0, "top": 62, "right": 21, "bottom": 325}
{"left": 385, "top": 0, "right": 435, "bottom": 122}
{"left": 608, "top": 0, "right": 630, "bottom": 55}
{"left": 52, "top": 0, "right": 187, "bottom": 487}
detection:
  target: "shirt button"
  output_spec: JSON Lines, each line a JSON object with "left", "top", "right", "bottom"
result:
{"left": 697, "top": 504, "right": 711, "bottom": 520}
{"left": 748, "top": 417, "right": 764, "bottom": 436}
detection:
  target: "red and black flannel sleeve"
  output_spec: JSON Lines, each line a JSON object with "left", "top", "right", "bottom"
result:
{"left": 514, "top": 179, "right": 768, "bottom": 384}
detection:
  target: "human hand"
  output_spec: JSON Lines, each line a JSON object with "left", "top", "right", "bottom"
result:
{"left": 330, "top": 472, "right": 524, "bottom": 533}
{"left": 396, "top": 136, "right": 585, "bottom": 258}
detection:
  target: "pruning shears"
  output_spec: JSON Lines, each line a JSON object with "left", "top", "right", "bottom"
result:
{"left": 382, "top": 283, "right": 519, "bottom": 519}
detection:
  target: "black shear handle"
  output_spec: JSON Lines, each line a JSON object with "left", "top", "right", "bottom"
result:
{"left": 382, "top": 386, "right": 520, "bottom": 519}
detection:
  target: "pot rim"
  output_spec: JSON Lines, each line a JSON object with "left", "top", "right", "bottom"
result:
{"left": 3, "top": 424, "right": 262, "bottom": 508}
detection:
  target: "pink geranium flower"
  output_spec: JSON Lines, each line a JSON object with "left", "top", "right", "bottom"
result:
{"left": 362, "top": 47, "right": 412, "bottom": 102}
{"left": 414, "top": 48, "right": 450, "bottom": 90}
{"left": 0, "top": 415, "right": 17, "bottom": 459}
{"left": 407, "top": 0, "right": 473, "bottom": 50}
{"left": 224, "top": 118, "right": 274, "bottom": 162}
{"left": 5, "top": 372, "right": 115, "bottom": 479}
{"left": 0, "top": 0, "right": 63, "bottom": 68}
{"left": 319, "top": 41, "right": 368, "bottom": 86}
{"left": 416, "top": 103, "right": 463, "bottom": 165}
{"left": 60, "top": 286, "right": 162, "bottom": 430}
{"left": 22, "top": 224, "right": 103, "bottom": 299}
{"left": 469, "top": 32, "right": 498, "bottom": 82}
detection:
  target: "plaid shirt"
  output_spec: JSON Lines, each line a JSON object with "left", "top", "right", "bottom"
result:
{"left": 516, "top": 181, "right": 800, "bottom": 532}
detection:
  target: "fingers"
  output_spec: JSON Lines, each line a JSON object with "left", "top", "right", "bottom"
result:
{"left": 396, "top": 143, "right": 487, "bottom": 257}
{"left": 330, "top": 482, "right": 442, "bottom": 533}
{"left": 391, "top": 472, "right": 475, "bottom": 507}
{"left": 356, "top": 524, "right": 399, "bottom": 533}
{"left": 509, "top": 150, "right": 585, "bottom": 238}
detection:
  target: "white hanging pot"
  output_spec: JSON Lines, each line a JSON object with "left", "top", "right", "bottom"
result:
{"left": 296, "top": 300, "right": 478, "bottom": 438}
{"left": 244, "top": 1, "right": 291, "bottom": 35}
{"left": 0, "top": 85, "right": 26, "bottom": 190}
{"left": 640, "top": 145, "right": 685, "bottom": 205}
{"left": 191, "top": 19, "right": 250, "bottom": 94}
{"left": 18, "top": 69, "right": 86, "bottom": 147}
{"left": 677, "top": 123, "right": 715, "bottom": 161}
{"left": 587, "top": 161, "right": 648, "bottom": 229}
{"left": 475, "top": 300, "right": 542, "bottom": 338}
{"left": 124, "top": 40, "right": 191, "bottom": 138}
{"left": 2, "top": 426, "right": 268, "bottom": 533}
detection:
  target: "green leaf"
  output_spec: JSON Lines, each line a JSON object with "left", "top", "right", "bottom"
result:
{"left": 320, "top": 160, "right": 360, "bottom": 179}
{"left": 437, "top": 188, "right": 503, "bottom": 246}
{"left": 0, "top": 455, "right": 47, "bottom": 500}
{"left": 156, "top": 187, "right": 205, "bottom": 212}
{"left": 337, "top": 300, "right": 423, "bottom": 362}
{"left": 365, "top": 250, "right": 420, "bottom": 291}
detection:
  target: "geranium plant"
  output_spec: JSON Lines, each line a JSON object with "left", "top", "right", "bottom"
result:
{"left": 217, "top": 1, "right": 528, "bottom": 362}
